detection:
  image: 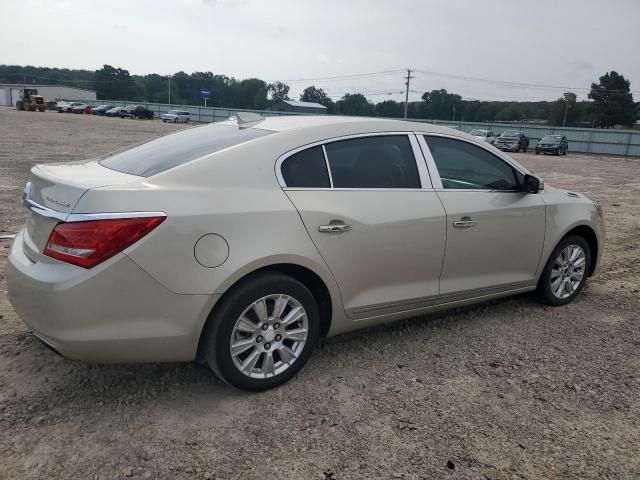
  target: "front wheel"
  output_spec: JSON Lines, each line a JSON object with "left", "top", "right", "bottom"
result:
{"left": 201, "top": 272, "right": 320, "bottom": 391}
{"left": 536, "top": 235, "right": 590, "bottom": 306}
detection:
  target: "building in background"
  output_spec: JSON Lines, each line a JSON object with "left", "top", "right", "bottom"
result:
{"left": 0, "top": 84, "right": 97, "bottom": 107}
{"left": 269, "top": 100, "right": 327, "bottom": 114}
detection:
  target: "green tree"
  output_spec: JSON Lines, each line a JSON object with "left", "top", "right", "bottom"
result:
{"left": 588, "top": 71, "right": 637, "bottom": 128}
{"left": 421, "top": 89, "right": 463, "bottom": 120}
{"left": 336, "top": 93, "right": 374, "bottom": 116}
{"left": 375, "top": 99, "right": 403, "bottom": 118}
{"left": 300, "top": 85, "right": 335, "bottom": 112}
{"left": 267, "top": 81, "right": 290, "bottom": 104}
{"left": 94, "top": 65, "right": 137, "bottom": 100}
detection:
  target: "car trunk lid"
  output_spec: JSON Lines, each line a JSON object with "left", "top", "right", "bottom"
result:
{"left": 23, "top": 161, "right": 141, "bottom": 261}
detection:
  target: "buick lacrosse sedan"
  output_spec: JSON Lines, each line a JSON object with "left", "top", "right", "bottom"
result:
{"left": 7, "top": 114, "right": 604, "bottom": 391}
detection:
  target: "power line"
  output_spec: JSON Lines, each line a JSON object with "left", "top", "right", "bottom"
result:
{"left": 275, "top": 69, "right": 405, "bottom": 83}
{"left": 413, "top": 69, "right": 640, "bottom": 94}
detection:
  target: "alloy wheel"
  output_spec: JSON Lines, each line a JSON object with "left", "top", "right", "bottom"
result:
{"left": 229, "top": 294, "right": 309, "bottom": 379}
{"left": 550, "top": 244, "right": 586, "bottom": 299}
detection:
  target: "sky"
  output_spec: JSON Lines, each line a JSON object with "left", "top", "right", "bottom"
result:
{"left": 2, "top": 0, "right": 639, "bottom": 103}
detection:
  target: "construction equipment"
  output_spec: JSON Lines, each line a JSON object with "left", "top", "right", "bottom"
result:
{"left": 15, "top": 88, "right": 46, "bottom": 112}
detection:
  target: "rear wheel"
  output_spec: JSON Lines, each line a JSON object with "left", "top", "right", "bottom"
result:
{"left": 201, "top": 272, "right": 320, "bottom": 391}
{"left": 174, "top": 118, "right": 178, "bottom": 123}
{"left": 536, "top": 235, "right": 590, "bottom": 306}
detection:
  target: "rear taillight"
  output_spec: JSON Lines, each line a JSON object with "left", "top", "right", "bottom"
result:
{"left": 44, "top": 216, "right": 165, "bottom": 269}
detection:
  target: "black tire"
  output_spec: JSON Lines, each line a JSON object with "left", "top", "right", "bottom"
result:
{"left": 555, "top": 148, "right": 561, "bottom": 156}
{"left": 536, "top": 235, "right": 591, "bottom": 306}
{"left": 174, "top": 118, "right": 178, "bottom": 123}
{"left": 201, "top": 272, "right": 320, "bottom": 391}
{"left": 535, "top": 150, "right": 540, "bottom": 155}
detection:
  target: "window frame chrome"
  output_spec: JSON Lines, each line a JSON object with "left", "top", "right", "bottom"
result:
{"left": 416, "top": 132, "right": 531, "bottom": 193}
{"left": 275, "top": 131, "right": 433, "bottom": 191}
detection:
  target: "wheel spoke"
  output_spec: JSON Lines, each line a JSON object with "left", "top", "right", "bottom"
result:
{"left": 551, "top": 276, "right": 563, "bottom": 291}
{"left": 241, "top": 349, "right": 261, "bottom": 373}
{"left": 252, "top": 298, "right": 268, "bottom": 322}
{"left": 572, "top": 256, "right": 586, "bottom": 269}
{"left": 550, "top": 268, "right": 563, "bottom": 280}
{"left": 553, "top": 280, "right": 565, "bottom": 297}
{"left": 231, "top": 338, "right": 255, "bottom": 356}
{"left": 235, "top": 316, "right": 258, "bottom": 334}
{"left": 262, "top": 352, "right": 275, "bottom": 376}
{"left": 283, "top": 328, "right": 307, "bottom": 342}
{"left": 278, "top": 345, "right": 297, "bottom": 364}
{"left": 563, "top": 280, "right": 573, "bottom": 295}
{"left": 282, "top": 306, "right": 305, "bottom": 326}
{"left": 272, "top": 295, "right": 289, "bottom": 319}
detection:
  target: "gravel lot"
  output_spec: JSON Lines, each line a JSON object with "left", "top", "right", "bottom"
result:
{"left": 0, "top": 108, "right": 639, "bottom": 479}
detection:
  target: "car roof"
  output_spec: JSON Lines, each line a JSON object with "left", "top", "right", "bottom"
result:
{"left": 218, "top": 114, "right": 474, "bottom": 138}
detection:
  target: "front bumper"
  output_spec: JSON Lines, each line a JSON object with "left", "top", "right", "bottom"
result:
{"left": 6, "top": 229, "right": 217, "bottom": 363}
{"left": 536, "top": 146, "right": 560, "bottom": 153}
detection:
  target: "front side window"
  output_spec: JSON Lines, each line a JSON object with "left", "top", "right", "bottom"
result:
{"left": 425, "top": 136, "right": 521, "bottom": 191}
{"left": 281, "top": 146, "right": 330, "bottom": 188}
{"left": 324, "top": 135, "right": 420, "bottom": 189}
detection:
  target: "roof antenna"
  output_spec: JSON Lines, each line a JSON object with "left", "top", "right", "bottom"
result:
{"left": 236, "top": 111, "right": 265, "bottom": 127}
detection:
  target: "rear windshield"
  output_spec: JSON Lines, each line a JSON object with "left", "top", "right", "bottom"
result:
{"left": 100, "top": 124, "right": 272, "bottom": 177}
{"left": 541, "top": 135, "right": 561, "bottom": 141}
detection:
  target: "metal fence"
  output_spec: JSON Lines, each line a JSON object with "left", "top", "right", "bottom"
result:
{"left": 83, "top": 100, "right": 640, "bottom": 158}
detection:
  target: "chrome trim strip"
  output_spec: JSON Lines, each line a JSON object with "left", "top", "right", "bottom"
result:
{"left": 25, "top": 198, "right": 166, "bottom": 223}
{"left": 415, "top": 134, "right": 443, "bottom": 189}
{"left": 321, "top": 144, "right": 334, "bottom": 188}
{"left": 347, "top": 281, "right": 535, "bottom": 318}
{"left": 66, "top": 211, "right": 167, "bottom": 222}
{"left": 282, "top": 187, "right": 430, "bottom": 192}
{"left": 25, "top": 198, "right": 68, "bottom": 221}
{"left": 408, "top": 133, "right": 432, "bottom": 188}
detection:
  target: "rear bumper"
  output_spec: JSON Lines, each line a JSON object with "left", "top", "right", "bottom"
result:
{"left": 536, "top": 147, "right": 560, "bottom": 153}
{"left": 6, "top": 229, "right": 217, "bottom": 363}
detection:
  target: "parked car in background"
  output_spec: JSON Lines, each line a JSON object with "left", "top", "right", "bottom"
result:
{"left": 105, "top": 107, "right": 123, "bottom": 117}
{"left": 91, "top": 105, "right": 116, "bottom": 116}
{"left": 83, "top": 105, "right": 93, "bottom": 114}
{"left": 470, "top": 129, "right": 495, "bottom": 144}
{"left": 536, "top": 134, "right": 568, "bottom": 156}
{"left": 71, "top": 103, "right": 88, "bottom": 114}
{"left": 120, "top": 105, "right": 154, "bottom": 119}
{"left": 494, "top": 130, "right": 529, "bottom": 152}
{"left": 8, "top": 115, "right": 604, "bottom": 391}
{"left": 162, "top": 110, "right": 191, "bottom": 123}
{"left": 57, "top": 101, "right": 84, "bottom": 113}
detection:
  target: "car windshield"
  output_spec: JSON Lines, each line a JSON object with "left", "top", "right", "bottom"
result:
{"left": 470, "top": 130, "right": 487, "bottom": 136}
{"left": 541, "top": 135, "right": 561, "bottom": 142}
{"left": 100, "top": 124, "right": 273, "bottom": 177}
{"left": 501, "top": 131, "right": 520, "bottom": 138}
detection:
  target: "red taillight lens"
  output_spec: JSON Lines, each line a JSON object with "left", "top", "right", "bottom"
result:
{"left": 44, "top": 216, "right": 165, "bottom": 269}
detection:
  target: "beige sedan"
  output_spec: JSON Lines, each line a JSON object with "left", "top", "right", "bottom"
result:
{"left": 7, "top": 114, "right": 604, "bottom": 391}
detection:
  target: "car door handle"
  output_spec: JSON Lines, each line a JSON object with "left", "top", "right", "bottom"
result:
{"left": 453, "top": 219, "right": 478, "bottom": 228}
{"left": 319, "top": 224, "right": 351, "bottom": 233}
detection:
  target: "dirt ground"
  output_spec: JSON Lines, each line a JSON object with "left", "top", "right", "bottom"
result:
{"left": 0, "top": 107, "right": 638, "bottom": 479}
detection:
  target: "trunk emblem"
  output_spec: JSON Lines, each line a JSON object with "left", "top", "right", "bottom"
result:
{"left": 45, "top": 195, "right": 71, "bottom": 209}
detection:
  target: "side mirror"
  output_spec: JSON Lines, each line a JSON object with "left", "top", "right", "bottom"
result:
{"left": 523, "top": 174, "right": 543, "bottom": 193}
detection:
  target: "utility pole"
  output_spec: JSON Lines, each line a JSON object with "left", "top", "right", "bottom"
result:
{"left": 452, "top": 104, "right": 456, "bottom": 121}
{"left": 562, "top": 98, "right": 570, "bottom": 127}
{"left": 403, "top": 68, "right": 414, "bottom": 119}
{"left": 168, "top": 75, "right": 171, "bottom": 105}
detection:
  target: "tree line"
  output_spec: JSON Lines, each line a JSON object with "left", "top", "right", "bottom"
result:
{"left": 0, "top": 64, "right": 637, "bottom": 127}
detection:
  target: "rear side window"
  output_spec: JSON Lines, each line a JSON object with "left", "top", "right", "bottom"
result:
{"left": 100, "top": 124, "right": 272, "bottom": 177}
{"left": 324, "top": 136, "right": 420, "bottom": 188}
{"left": 281, "top": 146, "right": 330, "bottom": 188}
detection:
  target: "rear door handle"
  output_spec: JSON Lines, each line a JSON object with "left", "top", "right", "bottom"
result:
{"left": 453, "top": 219, "right": 478, "bottom": 228}
{"left": 319, "top": 224, "right": 351, "bottom": 233}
